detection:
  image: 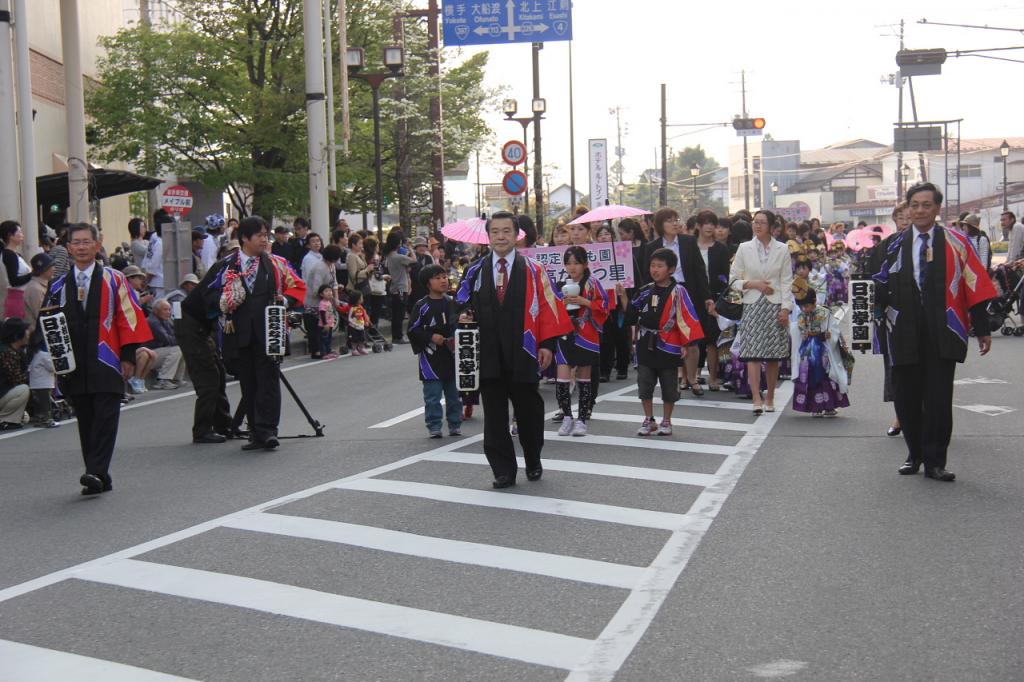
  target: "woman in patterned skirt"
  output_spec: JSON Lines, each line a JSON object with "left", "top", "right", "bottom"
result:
{"left": 728, "top": 210, "right": 794, "bottom": 415}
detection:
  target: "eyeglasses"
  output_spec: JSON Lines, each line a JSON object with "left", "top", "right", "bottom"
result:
{"left": 69, "top": 240, "right": 95, "bottom": 247}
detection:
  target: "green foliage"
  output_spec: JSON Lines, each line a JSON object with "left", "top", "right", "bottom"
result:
{"left": 86, "top": 0, "right": 495, "bottom": 225}
{"left": 619, "top": 145, "right": 727, "bottom": 216}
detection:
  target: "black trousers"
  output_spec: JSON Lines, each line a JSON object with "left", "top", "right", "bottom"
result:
{"left": 235, "top": 345, "right": 281, "bottom": 444}
{"left": 891, "top": 331, "right": 956, "bottom": 470}
{"left": 303, "top": 311, "right": 322, "bottom": 356}
{"left": 177, "top": 316, "right": 232, "bottom": 439}
{"left": 389, "top": 293, "right": 407, "bottom": 341}
{"left": 480, "top": 376, "right": 545, "bottom": 480}
{"left": 69, "top": 392, "right": 121, "bottom": 477}
{"left": 600, "top": 316, "right": 631, "bottom": 376}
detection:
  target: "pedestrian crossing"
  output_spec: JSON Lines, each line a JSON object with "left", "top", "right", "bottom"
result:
{"left": 0, "top": 380, "right": 792, "bottom": 680}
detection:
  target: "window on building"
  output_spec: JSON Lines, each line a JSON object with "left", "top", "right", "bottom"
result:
{"left": 960, "top": 164, "right": 982, "bottom": 178}
{"left": 833, "top": 188, "right": 857, "bottom": 205}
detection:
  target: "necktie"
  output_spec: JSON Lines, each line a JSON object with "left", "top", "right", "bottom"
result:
{"left": 243, "top": 256, "right": 259, "bottom": 289}
{"left": 77, "top": 272, "right": 89, "bottom": 308}
{"left": 918, "top": 233, "right": 930, "bottom": 292}
{"left": 496, "top": 257, "right": 508, "bottom": 305}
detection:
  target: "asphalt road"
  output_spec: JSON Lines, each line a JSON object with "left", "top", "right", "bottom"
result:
{"left": 0, "top": 331, "right": 1022, "bottom": 681}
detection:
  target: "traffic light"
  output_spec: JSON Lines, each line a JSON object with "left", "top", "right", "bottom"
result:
{"left": 732, "top": 117, "right": 766, "bottom": 131}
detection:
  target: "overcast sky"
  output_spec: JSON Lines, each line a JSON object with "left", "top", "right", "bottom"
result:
{"left": 441, "top": 0, "right": 1024, "bottom": 206}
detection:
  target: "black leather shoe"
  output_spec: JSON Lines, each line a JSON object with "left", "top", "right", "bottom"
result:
{"left": 887, "top": 426, "right": 902, "bottom": 437}
{"left": 194, "top": 432, "right": 228, "bottom": 444}
{"left": 264, "top": 437, "right": 280, "bottom": 450}
{"left": 898, "top": 460, "right": 921, "bottom": 475}
{"left": 80, "top": 473, "right": 103, "bottom": 495}
{"left": 924, "top": 467, "right": 955, "bottom": 482}
{"left": 492, "top": 475, "right": 516, "bottom": 489}
{"left": 99, "top": 473, "right": 113, "bottom": 492}
{"left": 241, "top": 440, "right": 267, "bottom": 451}
{"left": 220, "top": 428, "right": 250, "bottom": 440}
{"left": 598, "top": 375, "right": 610, "bottom": 383}
{"left": 526, "top": 468, "right": 543, "bottom": 481}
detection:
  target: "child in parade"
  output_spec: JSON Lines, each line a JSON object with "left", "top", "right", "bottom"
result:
{"left": 616, "top": 248, "right": 704, "bottom": 437}
{"left": 826, "top": 241, "right": 851, "bottom": 306}
{"left": 316, "top": 284, "right": 339, "bottom": 360}
{"left": 407, "top": 264, "right": 462, "bottom": 438}
{"left": 791, "top": 279, "right": 850, "bottom": 417}
{"left": 346, "top": 289, "right": 370, "bottom": 355}
{"left": 27, "top": 335, "right": 58, "bottom": 428}
{"left": 554, "top": 246, "right": 611, "bottom": 437}
{"left": 807, "top": 249, "right": 829, "bottom": 305}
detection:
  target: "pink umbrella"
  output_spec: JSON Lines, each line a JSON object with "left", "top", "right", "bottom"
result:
{"left": 863, "top": 224, "right": 895, "bottom": 239}
{"left": 843, "top": 228, "right": 883, "bottom": 252}
{"left": 568, "top": 204, "right": 646, "bottom": 225}
{"left": 441, "top": 217, "right": 524, "bottom": 244}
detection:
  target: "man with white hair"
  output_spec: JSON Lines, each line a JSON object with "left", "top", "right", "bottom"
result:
{"left": 146, "top": 299, "right": 186, "bottom": 390}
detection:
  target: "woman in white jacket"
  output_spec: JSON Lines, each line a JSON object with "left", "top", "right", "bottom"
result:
{"left": 728, "top": 210, "right": 794, "bottom": 414}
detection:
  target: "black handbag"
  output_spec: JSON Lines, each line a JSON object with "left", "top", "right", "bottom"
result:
{"left": 715, "top": 281, "right": 744, "bottom": 320}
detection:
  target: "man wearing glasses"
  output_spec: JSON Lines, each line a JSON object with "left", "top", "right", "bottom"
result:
{"left": 45, "top": 223, "right": 153, "bottom": 495}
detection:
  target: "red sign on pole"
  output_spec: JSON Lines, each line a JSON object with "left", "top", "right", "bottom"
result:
{"left": 501, "top": 140, "right": 527, "bottom": 166}
{"left": 161, "top": 184, "right": 194, "bottom": 217}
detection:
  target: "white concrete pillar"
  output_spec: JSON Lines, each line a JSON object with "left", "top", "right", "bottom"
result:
{"left": 0, "top": 0, "right": 21, "bottom": 224}
{"left": 13, "top": 0, "right": 37, "bottom": 251}
{"left": 303, "top": 0, "right": 329, "bottom": 232}
{"left": 60, "top": 0, "right": 89, "bottom": 224}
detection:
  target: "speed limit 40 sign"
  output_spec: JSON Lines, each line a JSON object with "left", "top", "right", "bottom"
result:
{"left": 502, "top": 140, "right": 527, "bottom": 166}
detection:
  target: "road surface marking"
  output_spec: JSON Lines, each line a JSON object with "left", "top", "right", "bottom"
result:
{"left": 335, "top": 479, "right": 694, "bottom": 531}
{"left": 0, "top": 638, "right": 198, "bottom": 681}
{"left": 745, "top": 659, "right": 809, "bottom": 678}
{"left": 599, "top": 393, "right": 757, "bottom": 411}
{"left": 954, "top": 403, "right": 1016, "bottom": 416}
{"left": 223, "top": 512, "right": 644, "bottom": 589}
{"left": 587, "top": 411, "right": 752, "bottom": 432}
{"left": 564, "top": 381, "right": 793, "bottom": 681}
{"left": 541, "top": 431, "right": 735, "bottom": 456}
{"left": 427, "top": 451, "right": 720, "bottom": 488}
{"left": 75, "top": 559, "right": 593, "bottom": 671}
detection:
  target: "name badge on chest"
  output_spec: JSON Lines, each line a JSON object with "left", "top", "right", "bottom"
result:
{"left": 78, "top": 286, "right": 86, "bottom": 302}
{"left": 651, "top": 295, "right": 659, "bottom": 308}
{"left": 496, "top": 271, "right": 505, "bottom": 288}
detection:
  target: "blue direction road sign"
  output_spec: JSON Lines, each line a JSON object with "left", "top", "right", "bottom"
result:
{"left": 442, "top": 0, "right": 572, "bottom": 47}
{"left": 503, "top": 170, "right": 528, "bottom": 196}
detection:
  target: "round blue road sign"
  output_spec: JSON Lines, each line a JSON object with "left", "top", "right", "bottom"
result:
{"left": 503, "top": 170, "right": 527, "bottom": 196}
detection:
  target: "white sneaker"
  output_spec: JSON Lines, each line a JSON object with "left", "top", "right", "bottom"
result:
{"left": 571, "top": 419, "right": 588, "bottom": 437}
{"left": 637, "top": 417, "right": 656, "bottom": 437}
{"left": 557, "top": 416, "right": 574, "bottom": 436}
{"left": 657, "top": 420, "right": 673, "bottom": 437}
{"left": 128, "top": 378, "right": 147, "bottom": 394}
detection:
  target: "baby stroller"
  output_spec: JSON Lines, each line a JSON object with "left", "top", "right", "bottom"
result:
{"left": 988, "top": 265, "right": 1024, "bottom": 337}
{"left": 364, "top": 323, "right": 393, "bottom": 353}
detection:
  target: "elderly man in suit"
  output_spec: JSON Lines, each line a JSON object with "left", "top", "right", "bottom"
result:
{"left": 873, "top": 183, "right": 997, "bottom": 481}
{"left": 456, "top": 212, "right": 572, "bottom": 489}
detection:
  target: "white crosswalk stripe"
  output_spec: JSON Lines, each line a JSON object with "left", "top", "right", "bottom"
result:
{"left": 0, "top": 638, "right": 198, "bottom": 681}
{"left": 0, "top": 381, "right": 793, "bottom": 680}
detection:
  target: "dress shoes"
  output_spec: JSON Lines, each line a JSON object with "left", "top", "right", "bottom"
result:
{"left": 492, "top": 475, "right": 516, "bottom": 489}
{"left": 80, "top": 473, "right": 104, "bottom": 496}
{"left": 526, "top": 468, "right": 542, "bottom": 482}
{"left": 242, "top": 437, "right": 280, "bottom": 451}
{"left": 887, "top": 426, "right": 902, "bottom": 437}
{"left": 194, "top": 431, "right": 228, "bottom": 444}
{"left": 898, "top": 460, "right": 921, "bottom": 475}
{"left": 924, "top": 467, "right": 955, "bottom": 482}
{"left": 220, "top": 428, "right": 250, "bottom": 440}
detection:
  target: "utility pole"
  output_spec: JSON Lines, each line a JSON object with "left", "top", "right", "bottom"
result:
{"left": 611, "top": 105, "right": 625, "bottom": 193}
{"left": 302, "top": 0, "right": 330, "bottom": 232}
{"left": 532, "top": 42, "right": 543, "bottom": 231}
{"left": 13, "top": 0, "right": 37, "bottom": 250}
{"left": 659, "top": 84, "right": 667, "bottom": 207}
{"left": 474, "top": 149, "right": 481, "bottom": 217}
{"left": 60, "top": 0, "right": 89, "bottom": 223}
{"left": 0, "top": 0, "right": 20, "bottom": 227}
{"left": 427, "top": 0, "right": 443, "bottom": 233}
{"left": 741, "top": 69, "right": 750, "bottom": 211}
{"left": 568, "top": 42, "right": 576, "bottom": 210}
{"left": 896, "top": 19, "right": 905, "bottom": 199}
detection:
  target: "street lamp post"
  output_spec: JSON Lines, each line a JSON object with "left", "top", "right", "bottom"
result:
{"left": 770, "top": 181, "right": 778, "bottom": 209}
{"left": 503, "top": 99, "right": 534, "bottom": 214}
{"left": 1000, "top": 140, "right": 1010, "bottom": 212}
{"left": 901, "top": 163, "right": 911, "bottom": 197}
{"left": 348, "top": 46, "right": 404, "bottom": 240}
{"left": 616, "top": 182, "right": 625, "bottom": 206}
{"left": 690, "top": 164, "right": 700, "bottom": 212}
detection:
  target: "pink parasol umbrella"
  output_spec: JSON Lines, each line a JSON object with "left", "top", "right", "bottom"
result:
{"left": 568, "top": 204, "right": 646, "bottom": 225}
{"left": 863, "top": 224, "right": 895, "bottom": 239}
{"left": 843, "top": 228, "right": 884, "bottom": 252}
{"left": 440, "top": 217, "right": 524, "bottom": 244}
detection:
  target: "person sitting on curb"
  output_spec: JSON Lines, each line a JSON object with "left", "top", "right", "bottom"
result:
{"left": 0, "top": 318, "right": 31, "bottom": 431}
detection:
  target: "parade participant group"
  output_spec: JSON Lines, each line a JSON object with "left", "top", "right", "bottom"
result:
{"left": 0, "top": 181, "right": 1008, "bottom": 493}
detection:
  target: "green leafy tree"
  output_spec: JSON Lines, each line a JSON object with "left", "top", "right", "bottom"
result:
{"left": 621, "top": 145, "right": 726, "bottom": 216}
{"left": 86, "top": 0, "right": 494, "bottom": 227}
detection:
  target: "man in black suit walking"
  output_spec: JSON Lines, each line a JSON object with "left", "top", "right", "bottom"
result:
{"left": 45, "top": 223, "right": 153, "bottom": 494}
{"left": 215, "top": 216, "right": 306, "bottom": 451}
{"left": 874, "top": 183, "right": 997, "bottom": 481}
{"left": 456, "top": 212, "right": 572, "bottom": 488}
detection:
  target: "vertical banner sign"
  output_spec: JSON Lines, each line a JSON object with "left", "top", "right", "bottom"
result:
{"left": 454, "top": 322, "right": 480, "bottom": 393}
{"left": 589, "top": 139, "right": 608, "bottom": 207}
{"left": 847, "top": 274, "right": 875, "bottom": 352}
